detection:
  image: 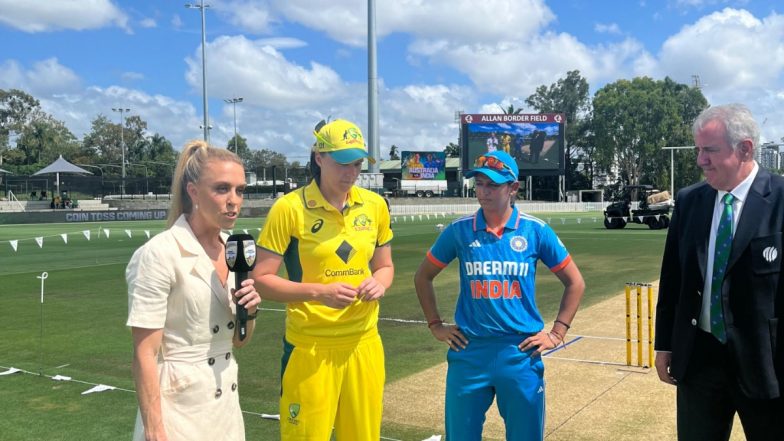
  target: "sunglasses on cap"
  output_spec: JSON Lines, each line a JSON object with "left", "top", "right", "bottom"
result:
{"left": 474, "top": 155, "right": 514, "bottom": 173}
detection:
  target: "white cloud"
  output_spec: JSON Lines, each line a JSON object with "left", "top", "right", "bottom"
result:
{"left": 595, "top": 22, "right": 622, "bottom": 34}
{"left": 121, "top": 72, "right": 145, "bottom": 82}
{"left": 186, "top": 35, "right": 345, "bottom": 110}
{"left": 657, "top": 9, "right": 784, "bottom": 91}
{"left": 218, "top": 0, "right": 276, "bottom": 34}
{"left": 0, "top": 58, "right": 80, "bottom": 95}
{"left": 139, "top": 18, "right": 157, "bottom": 28}
{"left": 271, "top": 0, "right": 554, "bottom": 46}
{"left": 0, "top": 0, "right": 130, "bottom": 33}
{"left": 171, "top": 14, "right": 184, "bottom": 29}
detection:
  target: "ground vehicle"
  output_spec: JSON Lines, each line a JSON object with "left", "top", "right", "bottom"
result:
{"left": 397, "top": 180, "right": 447, "bottom": 197}
{"left": 603, "top": 185, "right": 673, "bottom": 230}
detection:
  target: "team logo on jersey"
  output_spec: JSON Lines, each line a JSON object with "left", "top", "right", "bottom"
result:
{"left": 353, "top": 214, "right": 373, "bottom": 231}
{"left": 288, "top": 403, "right": 300, "bottom": 425}
{"left": 307, "top": 199, "right": 317, "bottom": 208}
{"left": 311, "top": 219, "right": 324, "bottom": 233}
{"left": 763, "top": 246, "right": 778, "bottom": 263}
{"left": 335, "top": 240, "right": 356, "bottom": 264}
{"left": 510, "top": 236, "right": 527, "bottom": 252}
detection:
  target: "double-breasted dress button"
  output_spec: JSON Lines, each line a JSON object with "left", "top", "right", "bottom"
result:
{"left": 215, "top": 388, "right": 222, "bottom": 398}
{"left": 231, "top": 383, "right": 237, "bottom": 391}
{"left": 225, "top": 352, "right": 231, "bottom": 360}
{"left": 208, "top": 357, "right": 215, "bottom": 366}
{"left": 212, "top": 325, "right": 219, "bottom": 334}
{"left": 227, "top": 321, "right": 235, "bottom": 330}
{"left": 691, "top": 319, "right": 697, "bottom": 326}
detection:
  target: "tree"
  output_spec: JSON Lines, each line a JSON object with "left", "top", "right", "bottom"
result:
{"left": 247, "top": 148, "right": 288, "bottom": 172}
{"left": 0, "top": 89, "right": 42, "bottom": 164}
{"left": 444, "top": 142, "right": 460, "bottom": 157}
{"left": 15, "top": 114, "right": 81, "bottom": 165}
{"left": 388, "top": 144, "right": 400, "bottom": 160}
{"left": 525, "top": 70, "right": 592, "bottom": 189}
{"left": 499, "top": 104, "right": 524, "bottom": 115}
{"left": 592, "top": 76, "right": 707, "bottom": 191}
{"left": 227, "top": 134, "right": 250, "bottom": 161}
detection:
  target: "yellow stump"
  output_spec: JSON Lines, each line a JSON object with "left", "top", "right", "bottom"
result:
{"left": 625, "top": 283, "right": 632, "bottom": 366}
{"left": 636, "top": 284, "right": 643, "bottom": 367}
{"left": 647, "top": 284, "right": 654, "bottom": 368}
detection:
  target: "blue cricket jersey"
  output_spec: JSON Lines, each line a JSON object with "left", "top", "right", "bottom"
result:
{"left": 427, "top": 206, "right": 571, "bottom": 338}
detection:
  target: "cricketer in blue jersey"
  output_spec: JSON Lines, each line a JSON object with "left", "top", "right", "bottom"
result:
{"left": 414, "top": 151, "right": 585, "bottom": 441}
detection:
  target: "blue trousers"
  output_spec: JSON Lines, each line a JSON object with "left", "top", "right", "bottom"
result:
{"left": 445, "top": 335, "right": 545, "bottom": 441}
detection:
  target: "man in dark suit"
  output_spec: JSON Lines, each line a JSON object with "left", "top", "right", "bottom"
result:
{"left": 655, "top": 103, "right": 784, "bottom": 440}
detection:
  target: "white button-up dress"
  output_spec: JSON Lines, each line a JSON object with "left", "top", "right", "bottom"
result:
{"left": 126, "top": 215, "right": 244, "bottom": 441}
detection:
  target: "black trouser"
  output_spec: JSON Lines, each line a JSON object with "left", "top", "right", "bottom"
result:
{"left": 677, "top": 329, "right": 784, "bottom": 441}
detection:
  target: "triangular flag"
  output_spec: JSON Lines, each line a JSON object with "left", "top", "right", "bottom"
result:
{"left": 257, "top": 228, "right": 261, "bottom": 231}
{"left": 593, "top": 217, "right": 597, "bottom": 222}
{"left": 81, "top": 384, "right": 116, "bottom": 395}
{"left": 144, "top": 230, "right": 150, "bottom": 239}
{"left": 243, "top": 229, "right": 249, "bottom": 234}
{"left": 83, "top": 230, "right": 91, "bottom": 240}
{"left": 577, "top": 218, "right": 582, "bottom": 224}
{"left": 426, "top": 214, "right": 430, "bottom": 220}
{"left": 0, "top": 367, "right": 21, "bottom": 376}
{"left": 103, "top": 229, "right": 110, "bottom": 238}
{"left": 655, "top": 215, "right": 660, "bottom": 221}
{"left": 9, "top": 240, "right": 18, "bottom": 252}
{"left": 410, "top": 216, "right": 414, "bottom": 221}
{"left": 560, "top": 218, "right": 566, "bottom": 224}
{"left": 546, "top": 218, "right": 551, "bottom": 224}
{"left": 35, "top": 237, "right": 44, "bottom": 248}
{"left": 125, "top": 229, "right": 132, "bottom": 238}
{"left": 418, "top": 214, "right": 422, "bottom": 221}
{"left": 228, "top": 230, "right": 233, "bottom": 235}
{"left": 393, "top": 217, "right": 397, "bottom": 223}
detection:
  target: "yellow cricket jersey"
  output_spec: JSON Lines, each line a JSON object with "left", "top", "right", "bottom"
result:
{"left": 257, "top": 180, "right": 393, "bottom": 346}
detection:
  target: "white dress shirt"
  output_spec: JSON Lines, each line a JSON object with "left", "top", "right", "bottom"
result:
{"left": 699, "top": 162, "right": 759, "bottom": 332}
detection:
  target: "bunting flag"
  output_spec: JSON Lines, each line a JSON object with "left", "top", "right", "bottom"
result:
{"left": 125, "top": 229, "right": 132, "bottom": 238}
{"left": 9, "top": 240, "right": 18, "bottom": 252}
{"left": 103, "top": 229, "right": 110, "bottom": 238}
{"left": 410, "top": 216, "right": 414, "bottom": 221}
{"left": 243, "top": 229, "right": 249, "bottom": 235}
{"left": 228, "top": 230, "right": 233, "bottom": 235}
{"left": 82, "top": 230, "right": 91, "bottom": 241}
{"left": 561, "top": 218, "right": 566, "bottom": 224}
{"left": 593, "top": 217, "right": 598, "bottom": 222}
{"left": 393, "top": 217, "right": 397, "bottom": 223}
{"left": 35, "top": 237, "right": 43, "bottom": 248}
{"left": 418, "top": 214, "right": 423, "bottom": 221}
{"left": 0, "top": 367, "right": 21, "bottom": 376}
{"left": 60, "top": 233, "right": 68, "bottom": 244}
{"left": 546, "top": 218, "right": 552, "bottom": 224}
{"left": 426, "top": 214, "right": 430, "bottom": 220}
{"left": 81, "top": 384, "right": 116, "bottom": 395}
{"left": 577, "top": 218, "right": 582, "bottom": 224}
{"left": 144, "top": 230, "right": 150, "bottom": 239}
{"left": 257, "top": 228, "right": 261, "bottom": 232}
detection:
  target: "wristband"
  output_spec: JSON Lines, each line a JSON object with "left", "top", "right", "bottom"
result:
{"left": 247, "top": 311, "right": 258, "bottom": 321}
{"left": 427, "top": 319, "right": 443, "bottom": 328}
{"left": 554, "top": 319, "right": 571, "bottom": 330}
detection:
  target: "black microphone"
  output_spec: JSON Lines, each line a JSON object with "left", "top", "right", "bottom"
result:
{"left": 225, "top": 233, "right": 257, "bottom": 341}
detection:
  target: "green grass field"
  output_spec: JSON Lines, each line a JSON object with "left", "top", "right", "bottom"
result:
{"left": 0, "top": 212, "right": 667, "bottom": 440}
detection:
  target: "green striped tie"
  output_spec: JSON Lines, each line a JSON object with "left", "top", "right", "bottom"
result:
{"left": 710, "top": 193, "right": 734, "bottom": 343}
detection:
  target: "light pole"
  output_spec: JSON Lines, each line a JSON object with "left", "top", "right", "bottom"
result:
{"left": 662, "top": 146, "right": 694, "bottom": 196}
{"left": 112, "top": 107, "right": 130, "bottom": 195}
{"left": 186, "top": 1, "right": 211, "bottom": 143}
{"left": 224, "top": 97, "right": 243, "bottom": 153}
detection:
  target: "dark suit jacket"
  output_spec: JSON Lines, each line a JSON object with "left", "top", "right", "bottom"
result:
{"left": 655, "top": 168, "right": 784, "bottom": 399}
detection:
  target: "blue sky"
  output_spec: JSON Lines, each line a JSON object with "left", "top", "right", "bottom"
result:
{"left": 1, "top": 0, "right": 783, "bottom": 162}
